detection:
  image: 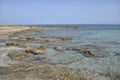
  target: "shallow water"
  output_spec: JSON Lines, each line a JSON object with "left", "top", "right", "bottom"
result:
{"left": 33, "top": 25, "right": 120, "bottom": 79}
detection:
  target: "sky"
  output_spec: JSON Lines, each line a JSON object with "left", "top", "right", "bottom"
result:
{"left": 0, "top": 0, "right": 120, "bottom": 25}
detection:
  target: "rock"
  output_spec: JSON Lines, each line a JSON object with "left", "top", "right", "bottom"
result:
{"left": 72, "top": 47, "right": 81, "bottom": 51}
{"left": 6, "top": 41, "right": 20, "bottom": 46}
{"left": 57, "top": 37, "right": 72, "bottom": 41}
{"left": 80, "top": 44, "right": 109, "bottom": 57}
{"left": 40, "top": 45, "right": 46, "bottom": 49}
{"left": 53, "top": 46, "right": 64, "bottom": 51}
{"left": 67, "top": 47, "right": 81, "bottom": 51}
{"left": 25, "top": 46, "right": 47, "bottom": 55}
{"left": 25, "top": 46, "right": 35, "bottom": 53}
{"left": 26, "top": 36, "right": 35, "bottom": 40}
{"left": 82, "top": 50, "right": 94, "bottom": 56}
{"left": 33, "top": 49, "right": 47, "bottom": 55}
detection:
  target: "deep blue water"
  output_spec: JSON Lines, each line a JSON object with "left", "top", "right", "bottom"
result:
{"left": 32, "top": 25, "right": 120, "bottom": 30}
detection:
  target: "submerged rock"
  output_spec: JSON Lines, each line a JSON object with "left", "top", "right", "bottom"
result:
{"left": 6, "top": 41, "right": 20, "bottom": 46}
{"left": 67, "top": 47, "right": 81, "bottom": 51}
{"left": 80, "top": 44, "right": 109, "bottom": 57}
{"left": 53, "top": 46, "right": 64, "bottom": 51}
{"left": 72, "top": 47, "right": 81, "bottom": 51}
{"left": 82, "top": 50, "right": 94, "bottom": 56}
{"left": 57, "top": 37, "right": 72, "bottom": 41}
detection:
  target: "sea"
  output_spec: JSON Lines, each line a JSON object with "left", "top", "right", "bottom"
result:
{"left": 33, "top": 25, "right": 120, "bottom": 80}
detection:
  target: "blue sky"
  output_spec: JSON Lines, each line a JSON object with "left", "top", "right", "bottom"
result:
{"left": 0, "top": 0, "right": 120, "bottom": 25}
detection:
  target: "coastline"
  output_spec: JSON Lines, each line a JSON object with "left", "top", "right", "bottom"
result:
{"left": 0, "top": 26, "right": 120, "bottom": 80}
{"left": 0, "top": 26, "right": 88, "bottom": 80}
{"left": 0, "top": 26, "right": 30, "bottom": 39}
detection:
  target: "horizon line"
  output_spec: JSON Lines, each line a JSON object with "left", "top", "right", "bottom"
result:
{"left": 0, "top": 24, "right": 120, "bottom": 26}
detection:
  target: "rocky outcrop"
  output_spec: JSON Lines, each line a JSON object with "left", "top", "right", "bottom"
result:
{"left": 6, "top": 41, "right": 20, "bottom": 46}
{"left": 25, "top": 45, "right": 47, "bottom": 55}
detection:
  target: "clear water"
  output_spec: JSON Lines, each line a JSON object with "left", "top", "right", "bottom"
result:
{"left": 41, "top": 26, "right": 120, "bottom": 47}
{"left": 32, "top": 25, "right": 120, "bottom": 79}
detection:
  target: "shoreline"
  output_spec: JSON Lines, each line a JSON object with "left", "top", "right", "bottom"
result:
{"left": 0, "top": 26, "right": 120, "bottom": 80}
{"left": 0, "top": 26, "right": 30, "bottom": 39}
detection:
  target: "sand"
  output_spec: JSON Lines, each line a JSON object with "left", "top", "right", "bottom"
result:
{"left": 0, "top": 26, "right": 30, "bottom": 39}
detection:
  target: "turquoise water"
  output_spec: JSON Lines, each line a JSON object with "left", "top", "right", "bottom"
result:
{"left": 41, "top": 25, "right": 120, "bottom": 46}
{"left": 32, "top": 25, "right": 120, "bottom": 79}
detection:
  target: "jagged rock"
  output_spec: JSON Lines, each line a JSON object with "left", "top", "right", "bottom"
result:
{"left": 53, "top": 46, "right": 64, "bottom": 51}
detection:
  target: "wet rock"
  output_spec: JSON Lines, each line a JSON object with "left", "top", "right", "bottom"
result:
{"left": 72, "top": 47, "right": 81, "bottom": 51}
{"left": 82, "top": 50, "right": 94, "bottom": 56}
{"left": 53, "top": 46, "right": 64, "bottom": 51}
{"left": 6, "top": 41, "right": 20, "bottom": 46}
{"left": 80, "top": 44, "right": 109, "bottom": 57}
{"left": 26, "top": 36, "right": 35, "bottom": 40}
{"left": 57, "top": 37, "right": 72, "bottom": 41}
{"left": 25, "top": 45, "right": 47, "bottom": 55}
{"left": 66, "top": 47, "right": 81, "bottom": 51}
{"left": 25, "top": 46, "right": 35, "bottom": 52}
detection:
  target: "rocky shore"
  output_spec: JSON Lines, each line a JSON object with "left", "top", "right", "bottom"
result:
{"left": 0, "top": 26, "right": 88, "bottom": 80}
{"left": 0, "top": 26, "right": 120, "bottom": 80}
